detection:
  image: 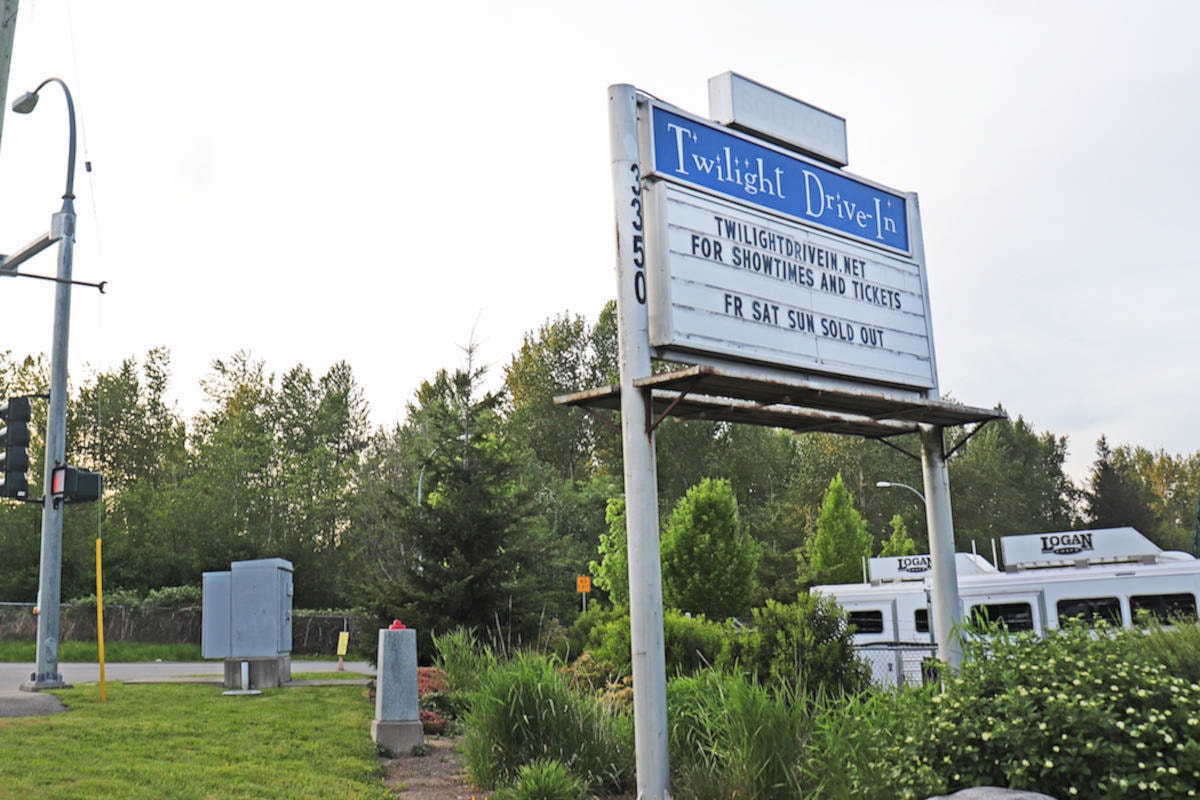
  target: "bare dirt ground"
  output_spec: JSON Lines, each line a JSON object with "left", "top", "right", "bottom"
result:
{"left": 382, "top": 736, "right": 489, "bottom": 800}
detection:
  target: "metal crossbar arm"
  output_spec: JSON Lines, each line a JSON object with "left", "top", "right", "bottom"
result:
{"left": 15, "top": 271, "right": 106, "bottom": 293}
{"left": 0, "top": 230, "right": 58, "bottom": 275}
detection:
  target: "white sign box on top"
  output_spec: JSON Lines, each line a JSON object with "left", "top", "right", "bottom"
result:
{"left": 708, "top": 72, "right": 848, "bottom": 167}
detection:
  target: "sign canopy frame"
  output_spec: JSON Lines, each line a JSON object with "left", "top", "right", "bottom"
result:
{"left": 556, "top": 362, "right": 1002, "bottom": 439}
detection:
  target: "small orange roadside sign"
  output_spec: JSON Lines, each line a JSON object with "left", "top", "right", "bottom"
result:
{"left": 576, "top": 575, "right": 592, "bottom": 594}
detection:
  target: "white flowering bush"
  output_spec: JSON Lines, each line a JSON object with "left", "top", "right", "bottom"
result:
{"left": 887, "top": 623, "right": 1200, "bottom": 799}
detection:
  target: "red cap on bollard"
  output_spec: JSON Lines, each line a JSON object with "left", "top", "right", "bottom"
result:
{"left": 389, "top": 620, "right": 406, "bottom": 630}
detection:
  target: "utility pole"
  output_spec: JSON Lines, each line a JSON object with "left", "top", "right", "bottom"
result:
{"left": 0, "top": 0, "right": 17, "bottom": 153}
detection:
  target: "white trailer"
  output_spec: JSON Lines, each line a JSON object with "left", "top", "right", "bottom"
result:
{"left": 813, "top": 527, "right": 1199, "bottom": 686}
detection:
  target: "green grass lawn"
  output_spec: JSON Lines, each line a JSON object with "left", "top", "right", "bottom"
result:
{"left": 0, "top": 682, "right": 392, "bottom": 800}
{"left": 0, "top": 640, "right": 203, "bottom": 663}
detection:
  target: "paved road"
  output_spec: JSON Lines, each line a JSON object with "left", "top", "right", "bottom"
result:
{"left": 0, "top": 660, "right": 375, "bottom": 717}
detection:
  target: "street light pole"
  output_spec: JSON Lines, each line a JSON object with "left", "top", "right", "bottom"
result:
{"left": 875, "top": 480, "right": 926, "bottom": 504}
{"left": 14, "top": 77, "right": 77, "bottom": 691}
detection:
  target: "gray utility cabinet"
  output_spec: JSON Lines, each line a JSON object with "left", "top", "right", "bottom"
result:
{"left": 202, "top": 558, "right": 294, "bottom": 659}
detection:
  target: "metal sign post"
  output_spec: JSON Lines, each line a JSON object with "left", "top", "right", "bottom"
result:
{"left": 609, "top": 83, "right": 671, "bottom": 800}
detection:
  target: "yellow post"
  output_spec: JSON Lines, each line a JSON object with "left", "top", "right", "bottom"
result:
{"left": 336, "top": 631, "right": 349, "bottom": 671}
{"left": 96, "top": 538, "right": 106, "bottom": 702}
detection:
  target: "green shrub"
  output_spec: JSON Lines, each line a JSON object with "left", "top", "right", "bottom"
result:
{"left": 808, "top": 682, "right": 944, "bottom": 800}
{"left": 492, "top": 758, "right": 587, "bottom": 800}
{"left": 460, "top": 651, "right": 632, "bottom": 794}
{"left": 569, "top": 606, "right": 629, "bottom": 673}
{"left": 668, "top": 670, "right": 816, "bottom": 800}
{"left": 68, "top": 587, "right": 146, "bottom": 608}
{"left": 144, "top": 584, "right": 203, "bottom": 607}
{"left": 570, "top": 605, "right": 728, "bottom": 677}
{"left": 663, "top": 611, "right": 729, "bottom": 674}
{"left": 719, "top": 595, "right": 870, "bottom": 695}
{"left": 886, "top": 622, "right": 1200, "bottom": 799}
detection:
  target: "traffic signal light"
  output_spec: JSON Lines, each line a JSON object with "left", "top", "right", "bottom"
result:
{"left": 50, "top": 464, "right": 102, "bottom": 505}
{"left": 0, "top": 397, "right": 31, "bottom": 500}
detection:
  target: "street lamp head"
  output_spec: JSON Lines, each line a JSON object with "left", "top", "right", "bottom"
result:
{"left": 12, "top": 91, "right": 39, "bottom": 114}
{"left": 9, "top": 78, "right": 78, "bottom": 201}
{"left": 875, "top": 481, "right": 893, "bottom": 488}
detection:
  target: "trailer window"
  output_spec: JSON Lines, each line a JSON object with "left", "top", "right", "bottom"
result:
{"left": 915, "top": 608, "right": 929, "bottom": 634}
{"left": 848, "top": 610, "right": 885, "bottom": 634}
{"left": 1130, "top": 593, "right": 1198, "bottom": 624}
{"left": 970, "top": 602, "right": 1034, "bottom": 631}
{"left": 1057, "top": 597, "right": 1122, "bottom": 627}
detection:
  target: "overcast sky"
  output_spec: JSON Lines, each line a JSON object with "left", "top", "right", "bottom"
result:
{"left": 1, "top": 1, "right": 1197, "bottom": 481}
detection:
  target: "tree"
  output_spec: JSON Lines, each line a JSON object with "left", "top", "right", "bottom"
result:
{"left": 1085, "top": 436, "right": 1158, "bottom": 537}
{"left": 793, "top": 432, "right": 925, "bottom": 552}
{"left": 267, "top": 361, "right": 369, "bottom": 607}
{"left": 71, "top": 349, "right": 189, "bottom": 595}
{"left": 345, "top": 350, "right": 549, "bottom": 651}
{"left": 804, "top": 472, "right": 872, "bottom": 586}
{"left": 879, "top": 514, "right": 917, "bottom": 557}
{"left": 157, "top": 352, "right": 276, "bottom": 589}
{"left": 590, "top": 495, "right": 629, "bottom": 606}
{"left": 949, "top": 413, "right": 1078, "bottom": 549}
{"left": 660, "top": 478, "right": 758, "bottom": 619}
{"left": 1111, "top": 445, "right": 1200, "bottom": 552}
{"left": 503, "top": 313, "right": 603, "bottom": 483}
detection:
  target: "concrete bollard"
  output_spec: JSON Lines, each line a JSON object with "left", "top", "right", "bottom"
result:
{"left": 371, "top": 623, "right": 423, "bottom": 755}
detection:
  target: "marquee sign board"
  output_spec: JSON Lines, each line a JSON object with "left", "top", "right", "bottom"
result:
{"left": 640, "top": 100, "right": 936, "bottom": 390}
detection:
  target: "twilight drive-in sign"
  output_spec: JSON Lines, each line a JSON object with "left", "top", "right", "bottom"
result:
{"left": 640, "top": 101, "right": 935, "bottom": 390}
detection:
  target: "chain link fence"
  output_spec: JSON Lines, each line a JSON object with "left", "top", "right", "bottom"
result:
{"left": 0, "top": 603, "right": 364, "bottom": 656}
{"left": 855, "top": 641, "right": 939, "bottom": 688}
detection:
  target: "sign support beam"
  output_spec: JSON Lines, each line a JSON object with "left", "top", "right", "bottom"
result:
{"left": 609, "top": 83, "right": 670, "bottom": 800}
{"left": 921, "top": 423, "right": 963, "bottom": 668}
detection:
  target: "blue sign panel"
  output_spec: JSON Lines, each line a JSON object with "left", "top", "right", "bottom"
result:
{"left": 649, "top": 106, "right": 909, "bottom": 253}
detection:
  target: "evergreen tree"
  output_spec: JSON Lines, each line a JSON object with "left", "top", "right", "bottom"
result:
{"left": 804, "top": 472, "right": 872, "bottom": 586}
{"left": 1085, "top": 436, "right": 1158, "bottom": 537}
{"left": 346, "top": 352, "right": 547, "bottom": 651}
{"left": 503, "top": 313, "right": 601, "bottom": 483}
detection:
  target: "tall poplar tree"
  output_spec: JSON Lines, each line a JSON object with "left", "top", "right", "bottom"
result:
{"left": 804, "top": 472, "right": 872, "bottom": 586}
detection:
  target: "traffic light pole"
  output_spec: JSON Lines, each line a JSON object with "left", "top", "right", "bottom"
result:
{"left": 23, "top": 201, "right": 73, "bottom": 690}
{"left": 17, "top": 78, "right": 77, "bottom": 691}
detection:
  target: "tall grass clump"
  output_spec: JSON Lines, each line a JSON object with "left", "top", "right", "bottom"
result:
{"left": 668, "top": 670, "right": 818, "bottom": 799}
{"left": 461, "top": 651, "right": 632, "bottom": 794}
{"left": 491, "top": 758, "right": 588, "bottom": 800}
{"left": 433, "top": 627, "right": 498, "bottom": 701}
